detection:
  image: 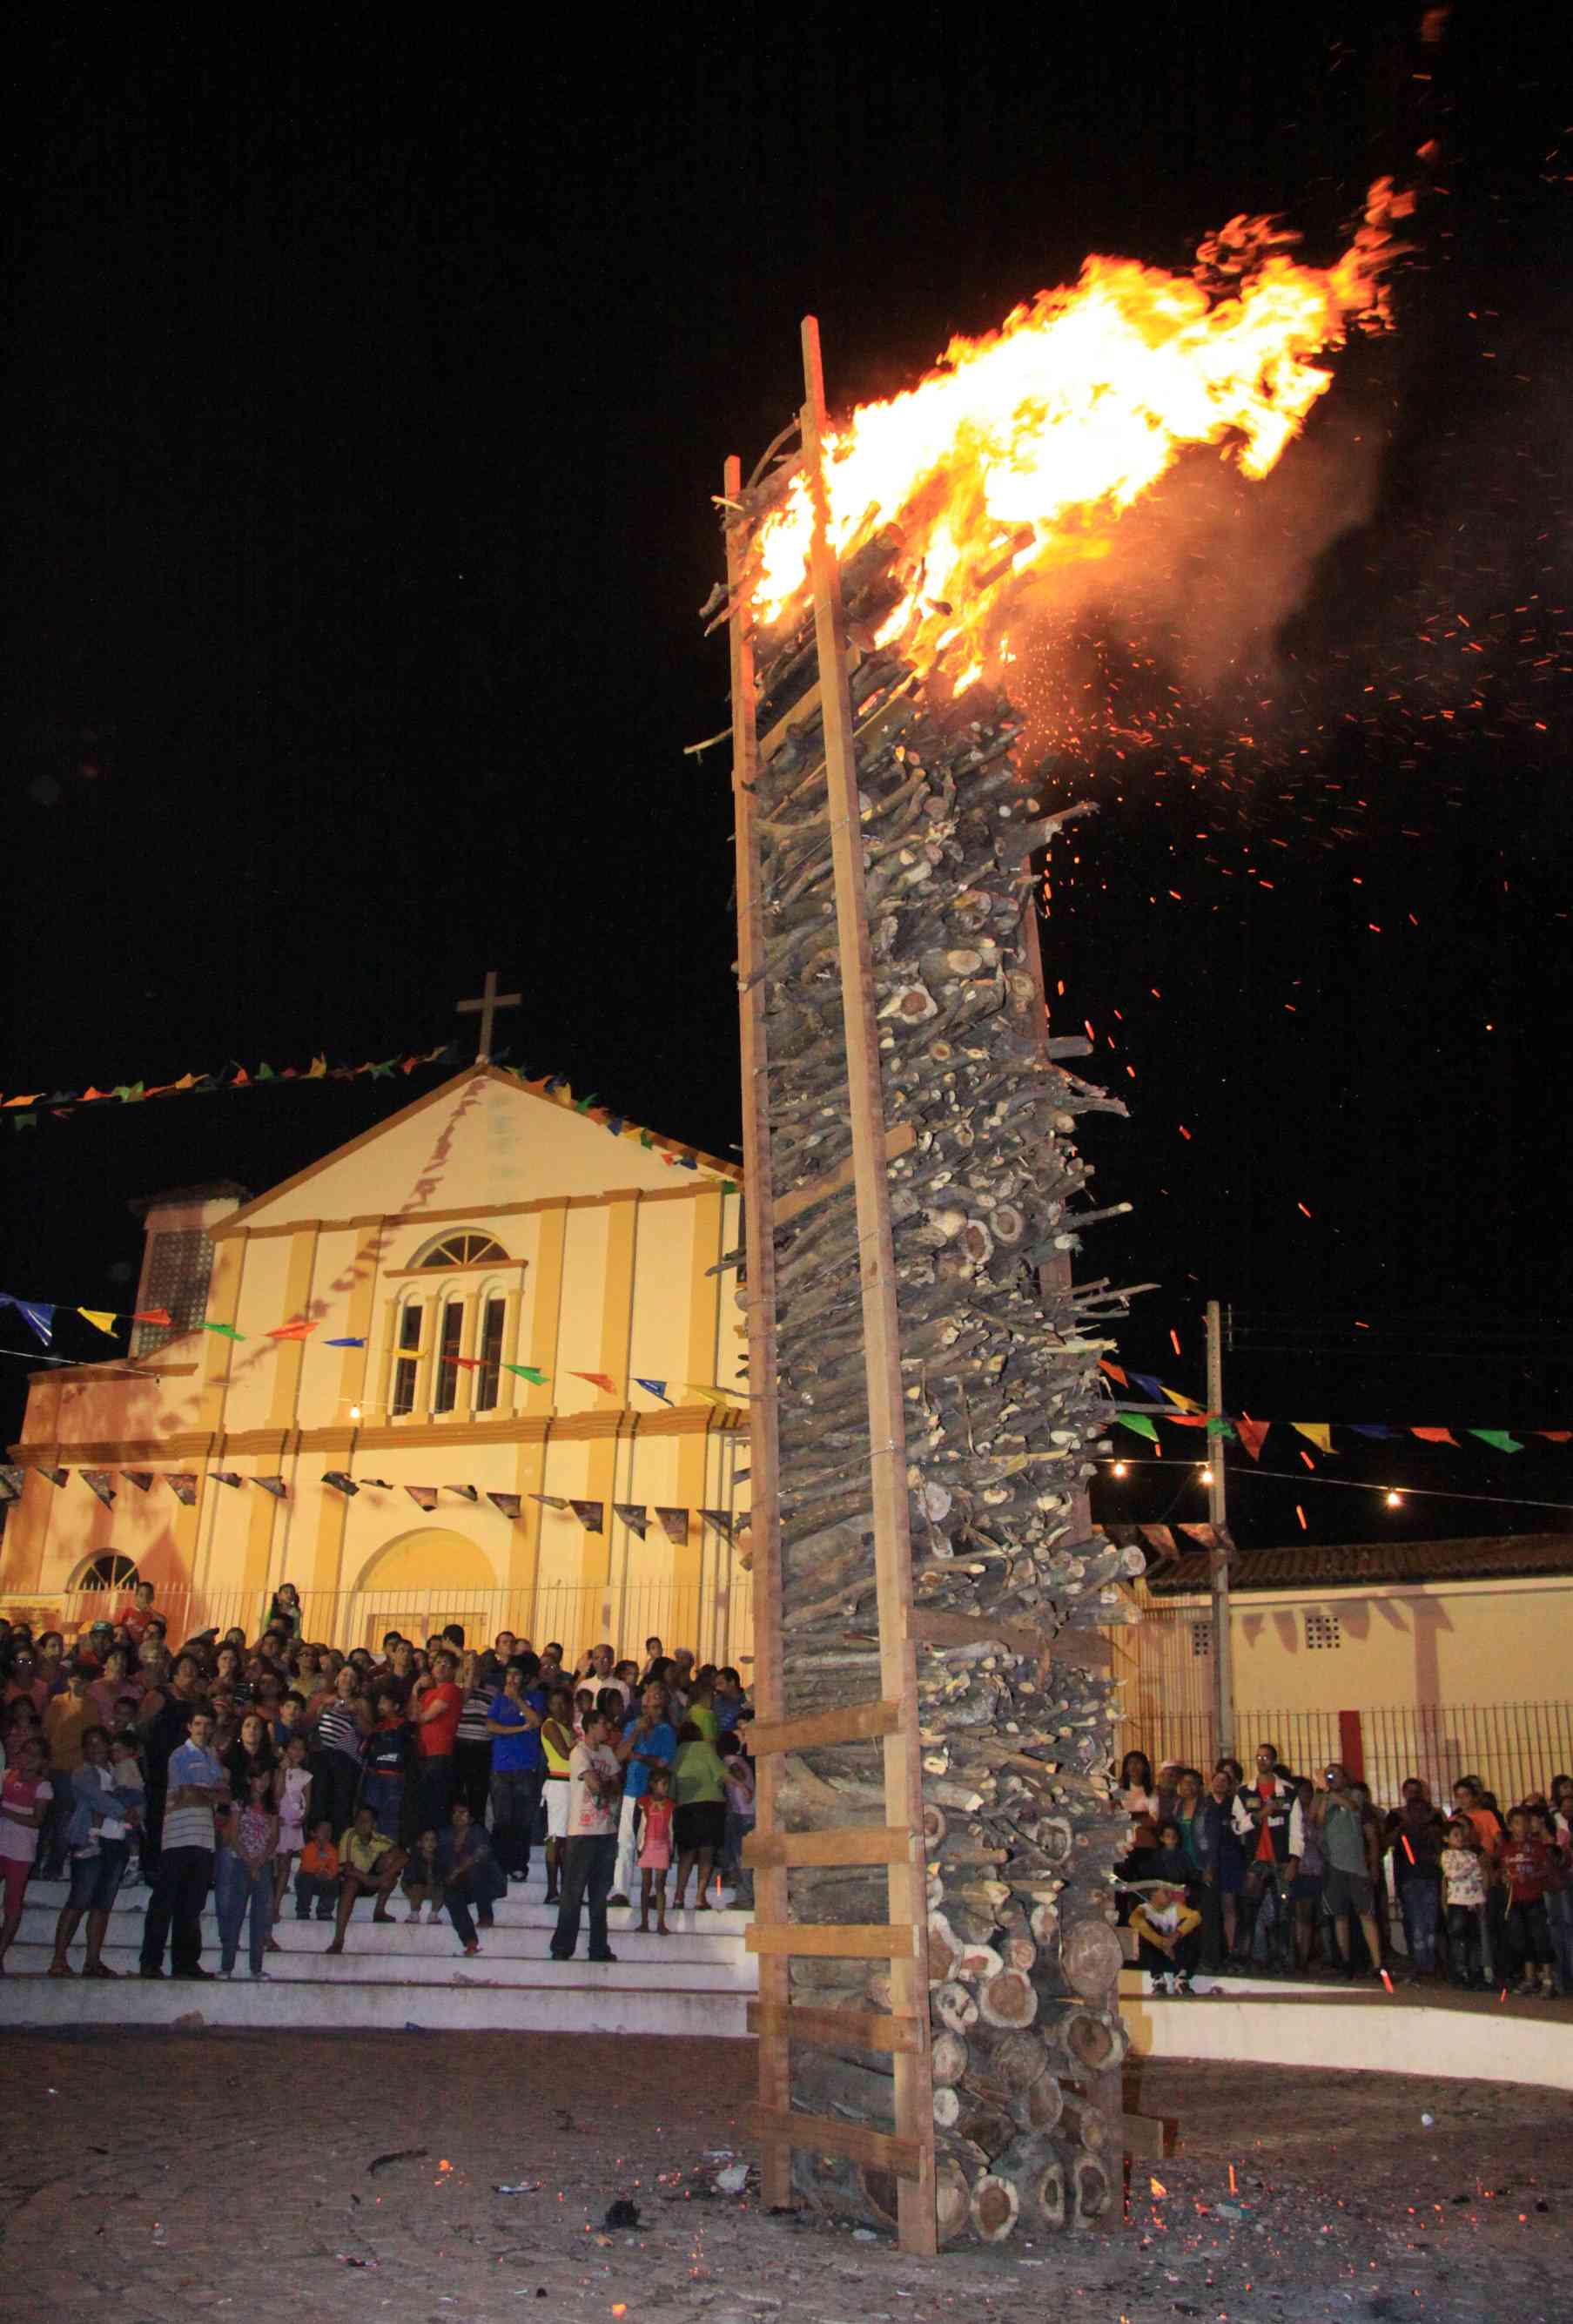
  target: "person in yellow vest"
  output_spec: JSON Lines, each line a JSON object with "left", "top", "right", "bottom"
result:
{"left": 539, "top": 1686, "right": 577, "bottom": 1905}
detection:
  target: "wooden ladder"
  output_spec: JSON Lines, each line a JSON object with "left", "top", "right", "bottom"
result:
{"left": 723, "top": 320, "right": 939, "bottom": 2258}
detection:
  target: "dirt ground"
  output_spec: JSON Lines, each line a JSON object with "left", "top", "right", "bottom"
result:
{"left": 2, "top": 2030, "right": 1568, "bottom": 2322}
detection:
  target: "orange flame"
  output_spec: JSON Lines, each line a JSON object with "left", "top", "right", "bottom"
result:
{"left": 753, "top": 182, "right": 1407, "bottom": 685}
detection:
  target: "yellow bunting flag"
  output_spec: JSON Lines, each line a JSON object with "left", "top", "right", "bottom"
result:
{"left": 685, "top": 1384, "right": 739, "bottom": 1407}
{"left": 77, "top": 1309, "right": 118, "bottom": 1335}
{"left": 1291, "top": 1423, "right": 1333, "bottom": 1454}
{"left": 1161, "top": 1386, "right": 1206, "bottom": 1413}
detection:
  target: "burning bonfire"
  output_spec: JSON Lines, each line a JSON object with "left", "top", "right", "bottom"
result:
{"left": 746, "top": 179, "right": 1408, "bottom": 692}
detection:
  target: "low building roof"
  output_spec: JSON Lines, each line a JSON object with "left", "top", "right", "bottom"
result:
{"left": 1141, "top": 1531, "right": 1573, "bottom": 1594}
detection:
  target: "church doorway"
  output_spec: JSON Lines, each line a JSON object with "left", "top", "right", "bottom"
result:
{"left": 346, "top": 1529, "right": 501, "bottom": 1654}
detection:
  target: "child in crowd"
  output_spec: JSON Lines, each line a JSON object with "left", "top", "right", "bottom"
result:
{"left": 719, "top": 1732, "right": 756, "bottom": 1900}
{"left": 217, "top": 1768, "right": 279, "bottom": 1978}
{"left": 362, "top": 1691, "right": 410, "bottom": 1840}
{"left": 540, "top": 1687, "right": 576, "bottom": 1905}
{"left": 403, "top": 1829, "right": 444, "bottom": 1923}
{"left": 294, "top": 1819, "right": 339, "bottom": 1921}
{"left": 713, "top": 1667, "right": 746, "bottom": 1736}
{"left": 1441, "top": 1815, "right": 1489, "bottom": 1989}
{"left": 671, "top": 1719, "right": 727, "bottom": 1911}
{"left": 0, "top": 1735, "right": 53, "bottom": 1972}
{"left": 637, "top": 1767, "right": 676, "bottom": 1935}
{"left": 1130, "top": 1876, "right": 1202, "bottom": 1995}
{"left": 274, "top": 1734, "right": 313, "bottom": 1919}
{"left": 573, "top": 1687, "right": 595, "bottom": 1738}
{"left": 1500, "top": 1804, "right": 1557, "bottom": 1997}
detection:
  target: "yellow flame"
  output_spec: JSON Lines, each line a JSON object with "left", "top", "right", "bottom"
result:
{"left": 753, "top": 182, "right": 1404, "bottom": 681}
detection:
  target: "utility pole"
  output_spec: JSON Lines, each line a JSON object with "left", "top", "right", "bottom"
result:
{"left": 1206, "top": 1297, "right": 1236, "bottom": 1762}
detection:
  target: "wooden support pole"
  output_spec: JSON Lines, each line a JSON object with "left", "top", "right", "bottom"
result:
{"left": 799, "top": 314, "right": 937, "bottom": 2258}
{"left": 725, "top": 453, "right": 792, "bottom": 2213}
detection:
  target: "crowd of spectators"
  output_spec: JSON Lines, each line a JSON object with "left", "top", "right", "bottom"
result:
{"left": 0, "top": 1584, "right": 756, "bottom": 1982}
{"left": 1116, "top": 1743, "right": 1573, "bottom": 1997}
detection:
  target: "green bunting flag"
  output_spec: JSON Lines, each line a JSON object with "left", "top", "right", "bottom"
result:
{"left": 503, "top": 1364, "right": 548, "bottom": 1384}
{"left": 1469, "top": 1429, "right": 1523, "bottom": 1453}
{"left": 1114, "top": 1411, "right": 1160, "bottom": 1442}
{"left": 205, "top": 1322, "right": 245, "bottom": 1342}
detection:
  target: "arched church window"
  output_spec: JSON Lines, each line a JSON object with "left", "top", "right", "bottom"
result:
{"left": 474, "top": 1281, "right": 508, "bottom": 1412}
{"left": 76, "top": 1553, "right": 138, "bottom": 1592}
{"left": 391, "top": 1297, "right": 424, "bottom": 1418}
{"left": 416, "top": 1231, "right": 510, "bottom": 1269}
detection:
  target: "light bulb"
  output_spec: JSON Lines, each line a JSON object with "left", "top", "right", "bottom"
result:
{"left": 1385, "top": 1489, "right": 1402, "bottom": 1508}
{"left": 1112, "top": 1459, "right": 1128, "bottom": 1479}
{"left": 1199, "top": 1465, "right": 1214, "bottom": 1485}
{"left": 350, "top": 1405, "right": 362, "bottom": 1421}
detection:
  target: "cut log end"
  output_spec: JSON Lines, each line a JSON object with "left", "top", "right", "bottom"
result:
{"left": 970, "top": 2172, "right": 1020, "bottom": 2244}
{"left": 978, "top": 1968, "right": 1038, "bottom": 2029}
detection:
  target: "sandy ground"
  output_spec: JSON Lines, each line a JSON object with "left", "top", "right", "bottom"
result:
{"left": 1, "top": 2029, "right": 1567, "bottom": 2322}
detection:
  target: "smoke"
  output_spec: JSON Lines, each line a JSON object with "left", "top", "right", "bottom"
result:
{"left": 995, "top": 387, "right": 1386, "bottom": 760}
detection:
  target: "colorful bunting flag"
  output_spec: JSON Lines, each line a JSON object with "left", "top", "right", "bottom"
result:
{"left": 0, "top": 1466, "right": 24, "bottom": 1501}
{"left": 1540, "top": 1431, "right": 1573, "bottom": 1444}
{"left": 0, "top": 1297, "right": 56, "bottom": 1345}
{"left": 1098, "top": 1358, "right": 1128, "bottom": 1387}
{"left": 447, "top": 1485, "right": 479, "bottom": 1503}
{"left": 326, "top": 1337, "right": 366, "bottom": 1348}
{"left": 700, "top": 1507, "right": 738, "bottom": 1540}
{"left": 614, "top": 1502, "right": 649, "bottom": 1538}
{"left": 1411, "top": 1427, "right": 1458, "bottom": 1446}
{"left": 321, "top": 1471, "right": 359, "bottom": 1496}
{"left": 124, "top": 1470, "right": 154, "bottom": 1492}
{"left": 529, "top": 1492, "right": 569, "bottom": 1511}
{"left": 77, "top": 1309, "right": 118, "bottom": 1335}
{"left": 1349, "top": 1424, "right": 1393, "bottom": 1439}
{"left": 440, "top": 1353, "right": 480, "bottom": 1369}
{"left": 569, "top": 1498, "right": 605, "bottom": 1532}
{"left": 404, "top": 1486, "right": 439, "bottom": 1511}
{"left": 487, "top": 1492, "right": 523, "bottom": 1519}
{"left": 655, "top": 1506, "right": 689, "bottom": 1545}
{"left": 212, "top": 1472, "right": 243, "bottom": 1488}
{"left": 266, "top": 1319, "right": 316, "bottom": 1341}
{"left": 571, "top": 1371, "right": 620, "bottom": 1395}
{"left": 79, "top": 1469, "right": 116, "bottom": 1507}
{"left": 635, "top": 1378, "right": 673, "bottom": 1405}
{"left": 1161, "top": 1387, "right": 1206, "bottom": 1414}
{"left": 1469, "top": 1429, "right": 1523, "bottom": 1454}
{"left": 1292, "top": 1423, "right": 1333, "bottom": 1454}
{"left": 503, "top": 1364, "right": 549, "bottom": 1385}
{"left": 1205, "top": 1417, "right": 1235, "bottom": 1439}
{"left": 132, "top": 1310, "right": 171, "bottom": 1326}
{"left": 1139, "top": 1523, "right": 1177, "bottom": 1553}
{"left": 42, "top": 1465, "right": 69, "bottom": 1487}
{"left": 1127, "top": 1371, "right": 1166, "bottom": 1401}
{"left": 1176, "top": 1522, "right": 1221, "bottom": 1548}
{"left": 1115, "top": 1411, "right": 1160, "bottom": 1442}
{"left": 254, "top": 1477, "right": 287, "bottom": 1499}
{"left": 204, "top": 1320, "right": 245, "bottom": 1343}
{"left": 165, "top": 1472, "right": 198, "bottom": 1505}
{"left": 1234, "top": 1417, "right": 1270, "bottom": 1463}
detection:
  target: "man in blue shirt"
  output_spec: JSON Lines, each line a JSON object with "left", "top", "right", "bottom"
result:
{"left": 486, "top": 1654, "right": 546, "bottom": 1881}
{"left": 610, "top": 1681, "right": 677, "bottom": 1906}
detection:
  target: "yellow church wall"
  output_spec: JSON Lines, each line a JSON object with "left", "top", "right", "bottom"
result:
{"left": 1140, "top": 1578, "right": 1573, "bottom": 1721}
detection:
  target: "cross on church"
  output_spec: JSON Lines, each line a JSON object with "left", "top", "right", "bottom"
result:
{"left": 456, "top": 968, "right": 522, "bottom": 1063}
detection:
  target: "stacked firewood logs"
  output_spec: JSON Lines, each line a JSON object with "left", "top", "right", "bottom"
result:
{"left": 723, "top": 495, "right": 1144, "bottom": 2245}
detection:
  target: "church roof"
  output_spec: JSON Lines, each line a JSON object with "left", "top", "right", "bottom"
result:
{"left": 212, "top": 1063, "right": 739, "bottom": 1238}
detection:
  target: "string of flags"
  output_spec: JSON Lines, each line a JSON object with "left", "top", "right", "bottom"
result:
{"left": 0, "top": 1465, "right": 741, "bottom": 1545}
{"left": 1099, "top": 1362, "right": 1571, "bottom": 1458}
{"left": 0, "top": 1041, "right": 741, "bottom": 1186}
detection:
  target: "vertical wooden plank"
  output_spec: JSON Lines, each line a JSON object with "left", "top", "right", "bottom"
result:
{"left": 725, "top": 453, "right": 792, "bottom": 2213}
{"left": 798, "top": 325, "right": 937, "bottom": 2258}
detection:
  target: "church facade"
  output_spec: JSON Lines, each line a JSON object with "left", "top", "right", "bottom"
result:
{"left": 0, "top": 1069, "right": 751, "bottom": 1666}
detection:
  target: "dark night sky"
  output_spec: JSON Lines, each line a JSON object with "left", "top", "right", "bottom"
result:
{"left": 3, "top": 7, "right": 1570, "bottom": 1545}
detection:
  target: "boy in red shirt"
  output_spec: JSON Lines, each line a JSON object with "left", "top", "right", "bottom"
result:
{"left": 411, "top": 1653, "right": 464, "bottom": 1836}
{"left": 1501, "top": 1806, "right": 1557, "bottom": 1997}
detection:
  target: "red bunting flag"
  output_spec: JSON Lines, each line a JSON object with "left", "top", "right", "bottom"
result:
{"left": 571, "top": 1371, "right": 619, "bottom": 1395}
{"left": 132, "top": 1309, "right": 171, "bottom": 1327}
{"left": 1099, "top": 1358, "right": 1128, "bottom": 1387}
{"left": 1234, "top": 1415, "right": 1269, "bottom": 1463}
{"left": 1410, "top": 1426, "right": 1458, "bottom": 1445}
{"left": 266, "top": 1319, "right": 316, "bottom": 1341}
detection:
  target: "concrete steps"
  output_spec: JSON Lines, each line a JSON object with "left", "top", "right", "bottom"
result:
{"left": 0, "top": 1866, "right": 758, "bottom": 2037}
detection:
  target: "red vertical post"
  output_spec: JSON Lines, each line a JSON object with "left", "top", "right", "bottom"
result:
{"left": 1338, "top": 1709, "right": 1365, "bottom": 1782}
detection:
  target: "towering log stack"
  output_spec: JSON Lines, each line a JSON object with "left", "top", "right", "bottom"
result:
{"left": 723, "top": 340, "right": 1144, "bottom": 2252}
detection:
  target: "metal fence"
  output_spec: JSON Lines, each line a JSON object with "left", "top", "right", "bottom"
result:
{"left": 1, "top": 1576, "right": 756, "bottom": 1672}
{"left": 1118, "top": 1701, "right": 1573, "bottom": 1811}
